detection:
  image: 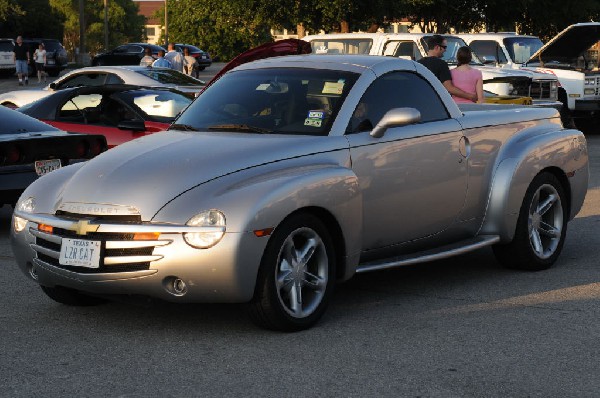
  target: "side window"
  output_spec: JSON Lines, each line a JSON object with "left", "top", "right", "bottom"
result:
{"left": 347, "top": 71, "right": 449, "bottom": 134}
{"left": 56, "top": 73, "right": 107, "bottom": 89}
{"left": 470, "top": 40, "right": 508, "bottom": 64}
{"left": 383, "top": 41, "right": 422, "bottom": 61}
{"left": 127, "top": 45, "right": 143, "bottom": 54}
{"left": 105, "top": 73, "right": 125, "bottom": 84}
{"left": 58, "top": 93, "right": 103, "bottom": 122}
{"left": 112, "top": 45, "right": 128, "bottom": 54}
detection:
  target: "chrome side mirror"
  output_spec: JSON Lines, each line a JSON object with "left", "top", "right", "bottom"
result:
{"left": 370, "top": 107, "right": 421, "bottom": 138}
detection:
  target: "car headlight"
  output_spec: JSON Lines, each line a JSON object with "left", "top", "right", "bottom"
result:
{"left": 584, "top": 88, "right": 596, "bottom": 95}
{"left": 183, "top": 210, "right": 226, "bottom": 248}
{"left": 13, "top": 197, "right": 35, "bottom": 232}
{"left": 585, "top": 78, "right": 595, "bottom": 86}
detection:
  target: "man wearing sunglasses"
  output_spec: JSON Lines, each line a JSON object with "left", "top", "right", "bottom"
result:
{"left": 418, "top": 34, "right": 478, "bottom": 102}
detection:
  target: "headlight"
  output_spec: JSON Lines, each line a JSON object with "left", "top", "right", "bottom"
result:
{"left": 585, "top": 78, "right": 595, "bottom": 86}
{"left": 584, "top": 88, "right": 596, "bottom": 95}
{"left": 13, "top": 197, "right": 35, "bottom": 232}
{"left": 183, "top": 210, "right": 226, "bottom": 248}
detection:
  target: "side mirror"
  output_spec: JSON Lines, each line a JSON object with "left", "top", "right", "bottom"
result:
{"left": 49, "top": 82, "right": 57, "bottom": 90}
{"left": 481, "top": 55, "right": 497, "bottom": 65}
{"left": 117, "top": 120, "right": 146, "bottom": 131}
{"left": 370, "top": 108, "right": 421, "bottom": 138}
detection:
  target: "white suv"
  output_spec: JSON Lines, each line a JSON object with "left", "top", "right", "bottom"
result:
{"left": 0, "top": 38, "right": 15, "bottom": 74}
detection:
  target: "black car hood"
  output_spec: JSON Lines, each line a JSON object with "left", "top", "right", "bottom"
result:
{"left": 527, "top": 23, "right": 600, "bottom": 65}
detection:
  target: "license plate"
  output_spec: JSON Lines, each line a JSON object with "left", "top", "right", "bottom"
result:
{"left": 59, "top": 238, "right": 101, "bottom": 268}
{"left": 35, "top": 159, "right": 61, "bottom": 176}
{"left": 47, "top": 59, "right": 55, "bottom": 65}
{"left": 202, "top": 55, "right": 207, "bottom": 59}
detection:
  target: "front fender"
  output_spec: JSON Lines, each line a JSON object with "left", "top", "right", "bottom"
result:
{"left": 153, "top": 153, "right": 362, "bottom": 296}
{"left": 480, "top": 128, "right": 588, "bottom": 242}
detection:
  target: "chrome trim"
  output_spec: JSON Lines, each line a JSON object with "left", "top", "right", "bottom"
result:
{"left": 29, "top": 228, "right": 61, "bottom": 244}
{"left": 105, "top": 240, "right": 172, "bottom": 249}
{"left": 14, "top": 211, "right": 224, "bottom": 235}
{"left": 356, "top": 235, "right": 500, "bottom": 273}
{"left": 30, "top": 244, "right": 60, "bottom": 259}
{"left": 57, "top": 202, "right": 141, "bottom": 216}
{"left": 104, "top": 255, "right": 164, "bottom": 265}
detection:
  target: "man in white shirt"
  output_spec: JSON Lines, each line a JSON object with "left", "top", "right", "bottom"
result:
{"left": 164, "top": 42, "right": 184, "bottom": 72}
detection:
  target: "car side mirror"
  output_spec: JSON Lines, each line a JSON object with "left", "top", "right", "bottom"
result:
{"left": 370, "top": 108, "right": 421, "bottom": 138}
{"left": 117, "top": 120, "right": 146, "bottom": 131}
{"left": 49, "top": 82, "right": 57, "bottom": 90}
{"left": 481, "top": 55, "right": 497, "bottom": 65}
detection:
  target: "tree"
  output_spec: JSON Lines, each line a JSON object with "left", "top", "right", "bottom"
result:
{"left": 0, "top": 0, "right": 60, "bottom": 38}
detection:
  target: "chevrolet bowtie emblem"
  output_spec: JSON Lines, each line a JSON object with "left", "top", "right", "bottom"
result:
{"left": 74, "top": 219, "right": 99, "bottom": 236}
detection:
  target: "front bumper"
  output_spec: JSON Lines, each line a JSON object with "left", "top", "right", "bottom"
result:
{"left": 10, "top": 211, "right": 267, "bottom": 303}
{"left": 574, "top": 98, "right": 600, "bottom": 112}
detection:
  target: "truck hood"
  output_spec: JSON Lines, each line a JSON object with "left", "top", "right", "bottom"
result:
{"left": 527, "top": 23, "right": 600, "bottom": 65}
{"left": 474, "top": 65, "right": 552, "bottom": 81}
{"left": 55, "top": 130, "right": 346, "bottom": 219}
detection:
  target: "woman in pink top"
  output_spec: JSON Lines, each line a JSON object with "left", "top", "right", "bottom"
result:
{"left": 450, "top": 46, "right": 484, "bottom": 104}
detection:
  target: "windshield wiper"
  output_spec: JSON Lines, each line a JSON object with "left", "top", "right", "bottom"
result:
{"left": 169, "top": 123, "right": 200, "bottom": 131}
{"left": 207, "top": 124, "right": 272, "bottom": 134}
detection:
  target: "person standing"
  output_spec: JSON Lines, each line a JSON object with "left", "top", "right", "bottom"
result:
{"left": 418, "top": 35, "right": 477, "bottom": 102}
{"left": 164, "top": 42, "right": 183, "bottom": 72}
{"left": 182, "top": 47, "right": 197, "bottom": 77}
{"left": 450, "top": 46, "right": 484, "bottom": 104}
{"left": 139, "top": 47, "right": 155, "bottom": 67}
{"left": 33, "top": 42, "right": 47, "bottom": 83}
{"left": 152, "top": 49, "right": 172, "bottom": 68}
{"left": 13, "top": 36, "right": 30, "bottom": 86}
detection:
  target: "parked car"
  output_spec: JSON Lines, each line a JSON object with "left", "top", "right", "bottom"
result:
{"left": 0, "top": 38, "right": 15, "bottom": 75}
{"left": 167, "top": 43, "right": 212, "bottom": 70}
{"left": 0, "top": 65, "right": 204, "bottom": 108}
{"left": 91, "top": 43, "right": 165, "bottom": 66}
{"left": 19, "top": 38, "right": 69, "bottom": 77}
{"left": 18, "top": 85, "right": 192, "bottom": 148}
{"left": 0, "top": 106, "right": 107, "bottom": 207}
{"left": 10, "top": 55, "right": 588, "bottom": 331}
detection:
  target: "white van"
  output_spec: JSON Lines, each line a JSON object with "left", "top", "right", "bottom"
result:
{"left": 0, "top": 38, "right": 15, "bottom": 74}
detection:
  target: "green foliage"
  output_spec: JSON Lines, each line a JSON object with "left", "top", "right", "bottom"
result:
{"left": 0, "top": 0, "right": 61, "bottom": 38}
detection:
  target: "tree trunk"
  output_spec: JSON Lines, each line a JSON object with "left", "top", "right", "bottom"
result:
{"left": 297, "top": 23, "right": 306, "bottom": 38}
{"left": 340, "top": 20, "right": 349, "bottom": 33}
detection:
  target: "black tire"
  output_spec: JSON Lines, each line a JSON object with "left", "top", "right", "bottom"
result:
{"left": 40, "top": 285, "right": 107, "bottom": 306}
{"left": 246, "top": 213, "right": 336, "bottom": 332}
{"left": 493, "top": 172, "right": 568, "bottom": 271}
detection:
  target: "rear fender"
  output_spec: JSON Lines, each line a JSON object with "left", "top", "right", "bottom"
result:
{"left": 480, "top": 128, "right": 588, "bottom": 242}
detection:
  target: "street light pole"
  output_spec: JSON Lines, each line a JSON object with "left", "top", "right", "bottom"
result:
{"left": 164, "top": 0, "right": 168, "bottom": 44}
{"left": 104, "top": 0, "right": 108, "bottom": 51}
{"left": 78, "top": 0, "right": 85, "bottom": 64}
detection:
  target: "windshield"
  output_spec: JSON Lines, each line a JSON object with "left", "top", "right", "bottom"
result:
{"left": 173, "top": 68, "right": 359, "bottom": 136}
{"left": 136, "top": 68, "right": 204, "bottom": 86}
{"left": 421, "top": 36, "right": 482, "bottom": 65}
{"left": 310, "top": 39, "right": 373, "bottom": 55}
{"left": 503, "top": 37, "right": 543, "bottom": 64}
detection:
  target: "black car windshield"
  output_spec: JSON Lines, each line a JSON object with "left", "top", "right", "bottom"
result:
{"left": 503, "top": 37, "right": 544, "bottom": 64}
{"left": 136, "top": 68, "right": 203, "bottom": 86}
{"left": 172, "top": 68, "right": 359, "bottom": 136}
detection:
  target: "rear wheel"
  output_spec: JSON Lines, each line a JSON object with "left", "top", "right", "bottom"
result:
{"left": 2, "top": 102, "right": 18, "bottom": 109}
{"left": 493, "top": 172, "right": 568, "bottom": 270}
{"left": 40, "top": 285, "right": 107, "bottom": 306}
{"left": 247, "top": 213, "right": 336, "bottom": 331}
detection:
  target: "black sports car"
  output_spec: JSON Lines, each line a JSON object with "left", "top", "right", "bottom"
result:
{"left": 0, "top": 107, "right": 107, "bottom": 207}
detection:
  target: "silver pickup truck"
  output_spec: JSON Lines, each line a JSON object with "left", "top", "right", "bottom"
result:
{"left": 11, "top": 55, "right": 589, "bottom": 331}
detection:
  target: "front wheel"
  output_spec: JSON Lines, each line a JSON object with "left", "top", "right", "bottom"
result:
{"left": 246, "top": 213, "right": 336, "bottom": 331}
{"left": 493, "top": 172, "right": 568, "bottom": 270}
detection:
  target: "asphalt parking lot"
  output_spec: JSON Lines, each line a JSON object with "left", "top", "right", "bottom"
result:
{"left": 0, "top": 64, "right": 599, "bottom": 396}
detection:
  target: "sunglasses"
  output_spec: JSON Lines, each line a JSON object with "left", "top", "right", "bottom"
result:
{"left": 439, "top": 45, "right": 447, "bottom": 49}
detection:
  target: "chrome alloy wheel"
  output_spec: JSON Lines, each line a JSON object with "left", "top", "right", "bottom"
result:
{"left": 527, "top": 183, "right": 564, "bottom": 259}
{"left": 275, "top": 227, "right": 329, "bottom": 318}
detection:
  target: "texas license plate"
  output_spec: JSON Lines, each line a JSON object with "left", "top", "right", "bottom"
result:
{"left": 34, "top": 159, "right": 61, "bottom": 176}
{"left": 59, "top": 238, "right": 101, "bottom": 268}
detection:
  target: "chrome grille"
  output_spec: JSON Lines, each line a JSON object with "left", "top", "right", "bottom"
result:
{"left": 29, "top": 214, "right": 171, "bottom": 274}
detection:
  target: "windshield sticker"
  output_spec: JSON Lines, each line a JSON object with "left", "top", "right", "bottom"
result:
{"left": 322, "top": 82, "right": 344, "bottom": 95}
{"left": 256, "top": 83, "right": 271, "bottom": 91}
{"left": 304, "top": 118, "right": 322, "bottom": 127}
{"left": 307, "top": 110, "right": 325, "bottom": 119}
{"left": 315, "top": 46, "right": 328, "bottom": 54}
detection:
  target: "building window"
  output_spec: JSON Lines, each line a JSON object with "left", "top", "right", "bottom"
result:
{"left": 146, "top": 27, "right": 156, "bottom": 37}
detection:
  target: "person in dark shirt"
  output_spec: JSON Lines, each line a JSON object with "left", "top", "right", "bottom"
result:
{"left": 13, "top": 36, "right": 30, "bottom": 86}
{"left": 418, "top": 35, "right": 477, "bottom": 102}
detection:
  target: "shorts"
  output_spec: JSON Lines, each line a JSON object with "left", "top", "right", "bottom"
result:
{"left": 15, "top": 59, "right": 28, "bottom": 74}
{"left": 35, "top": 62, "right": 44, "bottom": 72}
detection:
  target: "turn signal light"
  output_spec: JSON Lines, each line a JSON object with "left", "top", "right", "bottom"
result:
{"left": 133, "top": 232, "right": 160, "bottom": 240}
{"left": 253, "top": 228, "right": 274, "bottom": 237}
{"left": 38, "top": 224, "right": 54, "bottom": 234}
